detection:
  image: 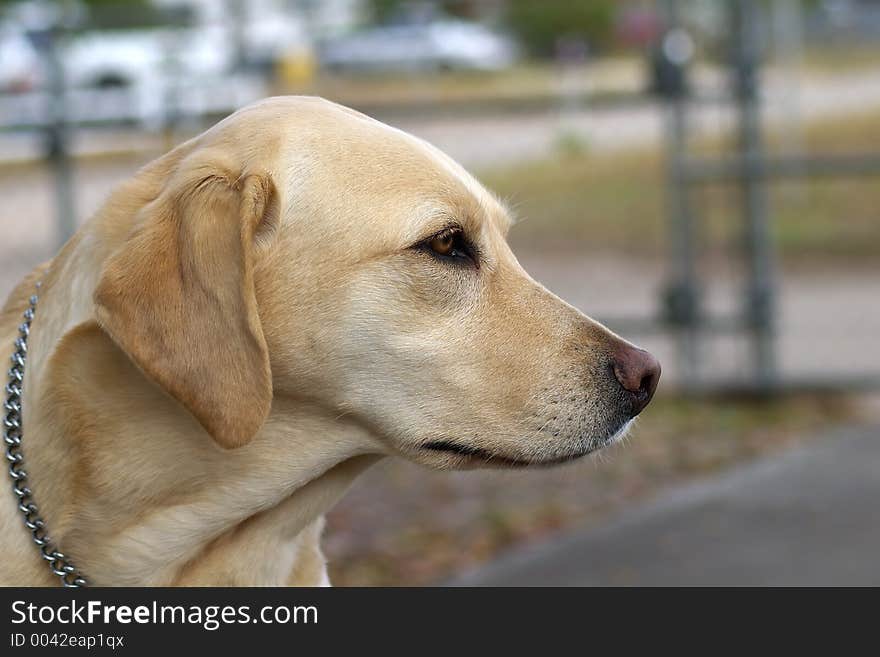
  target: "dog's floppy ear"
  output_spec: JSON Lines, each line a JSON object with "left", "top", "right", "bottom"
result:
{"left": 94, "top": 152, "right": 279, "bottom": 449}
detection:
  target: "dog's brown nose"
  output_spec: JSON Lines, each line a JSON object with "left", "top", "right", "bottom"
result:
{"left": 612, "top": 346, "right": 661, "bottom": 417}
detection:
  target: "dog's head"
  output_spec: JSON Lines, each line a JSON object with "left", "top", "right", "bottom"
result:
{"left": 94, "top": 97, "right": 659, "bottom": 468}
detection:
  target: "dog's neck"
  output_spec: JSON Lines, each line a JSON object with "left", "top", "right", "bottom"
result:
{"left": 9, "top": 259, "right": 381, "bottom": 586}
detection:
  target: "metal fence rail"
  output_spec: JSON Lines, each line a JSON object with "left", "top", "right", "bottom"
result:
{"left": 634, "top": 0, "right": 880, "bottom": 395}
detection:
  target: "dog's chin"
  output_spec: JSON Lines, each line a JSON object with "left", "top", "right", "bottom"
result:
{"left": 417, "top": 418, "right": 636, "bottom": 470}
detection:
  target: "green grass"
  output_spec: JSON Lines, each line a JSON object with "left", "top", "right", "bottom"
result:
{"left": 483, "top": 112, "right": 880, "bottom": 262}
{"left": 275, "top": 58, "right": 643, "bottom": 110}
{"left": 800, "top": 45, "right": 880, "bottom": 74}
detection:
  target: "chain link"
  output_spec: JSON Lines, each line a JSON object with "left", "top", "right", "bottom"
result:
{"left": 4, "top": 283, "right": 87, "bottom": 587}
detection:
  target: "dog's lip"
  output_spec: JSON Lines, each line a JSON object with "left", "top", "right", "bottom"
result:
{"left": 422, "top": 440, "right": 590, "bottom": 468}
{"left": 422, "top": 419, "right": 634, "bottom": 468}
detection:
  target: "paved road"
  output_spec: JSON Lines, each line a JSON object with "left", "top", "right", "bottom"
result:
{"left": 446, "top": 424, "right": 880, "bottom": 586}
{"left": 393, "top": 69, "right": 880, "bottom": 168}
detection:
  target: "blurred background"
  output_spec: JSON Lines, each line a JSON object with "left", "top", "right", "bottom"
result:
{"left": 1, "top": 0, "right": 879, "bottom": 585}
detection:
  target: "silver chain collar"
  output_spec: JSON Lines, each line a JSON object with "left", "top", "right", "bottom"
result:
{"left": 4, "top": 283, "right": 87, "bottom": 587}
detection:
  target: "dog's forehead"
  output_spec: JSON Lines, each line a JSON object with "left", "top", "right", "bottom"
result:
{"left": 351, "top": 116, "right": 512, "bottom": 241}
{"left": 402, "top": 132, "right": 512, "bottom": 237}
{"left": 224, "top": 97, "right": 512, "bottom": 240}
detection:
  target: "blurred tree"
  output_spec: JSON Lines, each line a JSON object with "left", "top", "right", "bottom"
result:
{"left": 504, "top": 0, "right": 616, "bottom": 58}
{"left": 367, "top": 0, "right": 402, "bottom": 23}
{"left": 0, "top": 0, "right": 175, "bottom": 29}
{"left": 367, "top": 0, "right": 483, "bottom": 24}
{"left": 79, "top": 0, "right": 177, "bottom": 29}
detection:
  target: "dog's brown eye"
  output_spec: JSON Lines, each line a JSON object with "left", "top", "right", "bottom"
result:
{"left": 417, "top": 227, "right": 478, "bottom": 268}
{"left": 430, "top": 233, "right": 455, "bottom": 256}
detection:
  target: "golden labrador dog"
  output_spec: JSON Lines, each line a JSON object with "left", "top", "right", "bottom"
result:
{"left": 0, "top": 97, "right": 659, "bottom": 586}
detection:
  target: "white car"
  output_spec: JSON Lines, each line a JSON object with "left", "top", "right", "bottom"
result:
{"left": 0, "top": 21, "right": 265, "bottom": 130}
{"left": 0, "top": 22, "right": 42, "bottom": 92}
{"left": 320, "top": 20, "right": 517, "bottom": 73}
{"left": 61, "top": 26, "right": 238, "bottom": 126}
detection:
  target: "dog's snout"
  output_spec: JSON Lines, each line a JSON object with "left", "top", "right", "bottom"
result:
{"left": 611, "top": 347, "right": 661, "bottom": 417}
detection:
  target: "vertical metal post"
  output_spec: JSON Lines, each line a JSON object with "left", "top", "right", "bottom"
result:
{"left": 661, "top": 0, "right": 700, "bottom": 388}
{"left": 731, "top": 0, "right": 777, "bottom": 389}
{"left": 161, "top": 31, "right": 182, "bottom": 153}
{"left": 228, "top": 0, "right": 248, "bottom": 70}
{"left": 44, "top": 25, "right": 76, "bottom": 249}
{"left": 772, "top": 0, "right": 805, "bottom": 170}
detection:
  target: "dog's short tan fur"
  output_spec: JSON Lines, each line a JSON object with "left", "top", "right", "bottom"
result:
{"left": 1, "top": 97, "right": 647, "bottom": 586}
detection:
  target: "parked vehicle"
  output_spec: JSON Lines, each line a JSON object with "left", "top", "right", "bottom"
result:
{"left": 0, "top": 0, "right": 320, "bottom": 130}
{"left": 0, "top": 12, "right": 267, "bottom": 131}
{"left": 0, "top": 22, "right": 42, "bottom": 92}
{"left": 319, "top": 20, "right": 517, "bottom": 73}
